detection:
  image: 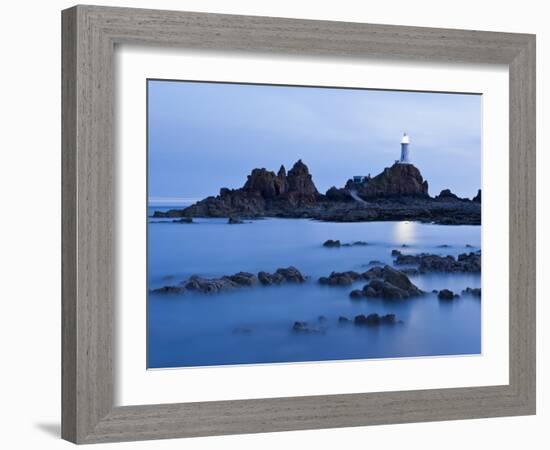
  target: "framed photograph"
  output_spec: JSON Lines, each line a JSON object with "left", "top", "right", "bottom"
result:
{"left": 62, "top": 5, "right": 536, "bottom": 444}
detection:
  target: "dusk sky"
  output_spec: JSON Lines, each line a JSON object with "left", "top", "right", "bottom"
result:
{"left": 148, "top": 80, "right": 481, "bottom": 204}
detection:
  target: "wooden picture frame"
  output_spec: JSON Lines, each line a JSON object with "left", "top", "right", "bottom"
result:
{"left": 62, "top": 5, "right": 536, "bottom": 444}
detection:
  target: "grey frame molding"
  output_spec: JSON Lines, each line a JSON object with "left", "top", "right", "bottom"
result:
{"left": 62, "top": 5, "right": 536, "bottom": 444}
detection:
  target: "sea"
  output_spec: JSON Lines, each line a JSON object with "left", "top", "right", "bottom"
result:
{"left": 147, "top": 205, "right": 481, "bottom": 369}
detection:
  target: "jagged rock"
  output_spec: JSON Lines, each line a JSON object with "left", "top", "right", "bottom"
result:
{"left": 391, "top": 249, "right": 402, "bottom": 257}
{"left": 226, "top": 272, "right": 258, "bottom": 286}
{"left": 319, "top": 271, "right": 362, "bottom": 286}
{"left": 185, "top": 275, "right": 239, "bottom": 294}
{"left": 150, "top": 285, "right": 186, "bottom": 295}
{"left": 151, "top": 159, "right": 481, "bottom": 225}
{"left": 393, "top": 251, "right": 481, "bottom": 273}
{"left": 462, "top": 287, "right": 481, "bottom": 297}
{"left": 356, "top": 163, "right": 429, "bottom": 199}
{"left": 228, "top": 217, "right": 244, "bottom": 224}
{"left": 323, "top": 239, "right": 341, "bottom": 248}
{"left": 437, "top": 289, "right": 456, "bottom": 300}
{"left": 362, "top": 266, "right": 384, "bottom": 280}
{"left": 472, "top": 189, "right": 481, "bottom": 203}
{"left": 258, "top": 266, "right": 305, "bottom": 285}
{"left": 325, "top": 186, "right": 353, "bottom": 202}
{"left": 258, "top": 271, "right": 284, "bottom": 285}
{"left": 351, "top": 265, "right": 424, "bottom": 299}
{"left": 435, "top": 189, "right": 466, "bottom": 202}
{"left": 354, "top": 313, "right": 397, "bottom": 326}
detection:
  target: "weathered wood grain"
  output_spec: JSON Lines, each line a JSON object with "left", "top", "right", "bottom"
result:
{"left": 61, "top": 4, "right": 536, "bottom": 444}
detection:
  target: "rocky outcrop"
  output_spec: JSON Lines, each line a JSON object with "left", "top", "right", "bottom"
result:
{"left": 472, "top": 189, "right": 481, "bottom": 203}
{"left": 258, "top": 266, "right": 305, "bottom": 285}
{"left": 152, "top": 267, "right": 305, "bottom": 295}
{"left": 354, "top": 313, "right": 397, "bottom": 326}
{"left": 319, "top": 271, "right": 363, "bottom": 286}
{"left": 435, "top": 189, "right": 466, "bottom": 202}
{"left": 349, "top": 265, "right": 424, "bottom": 300}
{"left": 355, "top": 163, "right": 429, "bottom": 199}
{"left": 325, "top": 186, "right": 353, "bottom": 202}
{"left": 392, "top": 250, "right": 481, "bottom": 273}
{"left": 322, "top": 239, "right": 368, "bottom": 248}
{"left": 438, "top": 289, "right": 458, "bottom": 300}
{"left": 151, "top": 159, "right": 481, "bottom": 225}
{"left": 158, "top": 160, "right": 321, "bottom": 219}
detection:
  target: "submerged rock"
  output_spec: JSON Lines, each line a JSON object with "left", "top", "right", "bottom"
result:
{"left": 462, "top": 287, "right": 481, "bottom": 297}
{"left": 172, "top": 217, "right": 193, "bottom": 223}
{"left": 342, "top": 241, "right": 368, "bottom": 247}
{"left": 292, "top": 321, "right": 324, "bottom": 334}
{"left": 437, "top": 289, "right": 457, "bottom": 300}
{"left": 150, "top": 285, "right": 186, "bottom": 295}
{"left": 228, "top": 216, "right": 244, "bottom": 224}
{"left": 354, "top": 313, "right": 397, "bottom": 326}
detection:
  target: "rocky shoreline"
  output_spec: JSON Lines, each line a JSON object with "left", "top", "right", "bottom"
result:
{"left": 152, "top": 160, "right": 481, "bottom": 225}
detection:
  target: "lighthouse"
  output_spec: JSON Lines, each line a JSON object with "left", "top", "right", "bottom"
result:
{"left": 399, "top": 132, "right": 411, "bottom": 164}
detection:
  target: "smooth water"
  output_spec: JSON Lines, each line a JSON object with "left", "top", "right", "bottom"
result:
{"left": 148, "top": 207, "right": 481, "bottom": 368}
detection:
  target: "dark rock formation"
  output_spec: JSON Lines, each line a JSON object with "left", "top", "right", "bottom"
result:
{"left": 154, "top": 267, "right": 304, "bottom": 294}
{"left": 354, "top": 313, "right": 397, "bottom": 326}
{"left": 350, "top": 265, "right": 424, "bottom": 300}
{"left": 323, "top": 239, "right": 341, "bottom": 248}
{"left": 435, "top": 189, "right": 467, "bottom": 202}
{"left": 150, "top": 285, "right": 186, "bottom": 295}
{"left": 472, "top": 189, "right": 481, "bottom": 203}
{"left": 437, "top": 289, "right": 457, "bottom": 300}
{"left": 185, "top": 275, "right": 240, "bottom": 294}
{"left": 152, "top": 160, "right": 481, "bottom": 225}
{"left": 323, "top": 239, "right": 367, "bottom": 248}
{"left": 462, "top": 287, "right": 481, "bottom": 297}
{"left": 173, "top": 217, "right": 193, "bottom": 223}
{"left": 228, "top": 217, "right": 244, "bottom": 224}
{"left": 338, "top": 316, "right": 351, "bottom": 323}
{"left": 160, "top": 160, "right": 321, "bottom": 219}
{"left": 325, "top": 186, "right": 353, "bottom": 202}
{"left": 355, "top": 163, "right": 429, "bottom": 199}
{"left": 393, "top": 250, "right": 481, "bottom": 273}
{"left": 319, "top": 271, "right": 362, "bottom": 286}
{"left": 342, "top": 241, "right": 368, "bottom": 247}
{"left": 258, "top": 266, "right": 305, "bottom": 285}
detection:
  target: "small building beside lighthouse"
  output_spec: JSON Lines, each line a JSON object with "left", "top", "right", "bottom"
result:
{"left": 399, "top": 132, "right": 411, "bottom": 164}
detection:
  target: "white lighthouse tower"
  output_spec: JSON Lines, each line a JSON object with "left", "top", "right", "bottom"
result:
{"left": 399, "top": 132, "right": 411, "bottom": 164}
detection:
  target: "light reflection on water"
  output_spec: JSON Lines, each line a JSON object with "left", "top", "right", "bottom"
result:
{"left": 147, "top": 214, "right": 481, "bottom": 369}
